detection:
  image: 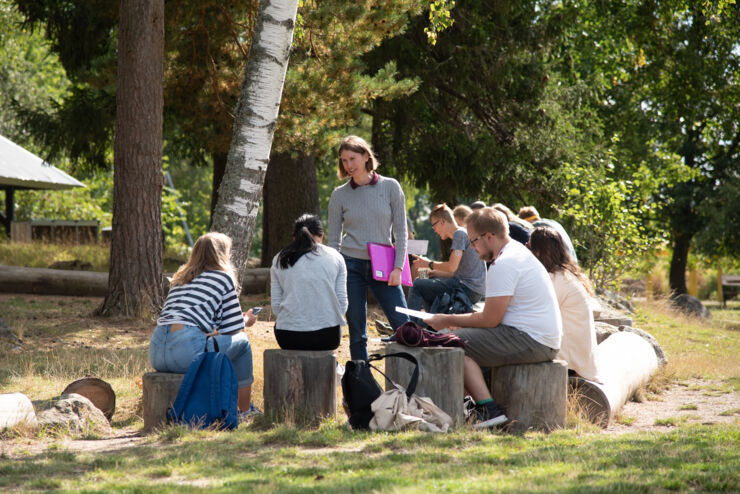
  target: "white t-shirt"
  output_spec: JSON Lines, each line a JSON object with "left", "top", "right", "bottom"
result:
{"left": 485, "top": 240, "right": 562, "bottom": 349}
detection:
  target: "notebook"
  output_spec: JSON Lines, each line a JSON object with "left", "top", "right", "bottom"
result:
{"left": 367, "top": 242, "right": 413, "bottom": 287}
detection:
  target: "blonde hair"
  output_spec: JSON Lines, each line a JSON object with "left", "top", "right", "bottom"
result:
{"left": 453, "top": 205, "right": 473, "bottom": 225}
{"left": 337, "top": 135, "right": 379, "bottom": 179}
{"left": 171, "top": 232, "right": 236, "bottom": 286}
{"left": 518, "top": 206, "right": 540, "bottom": 222}
{"left": 467, "top": 207, "right": 509, "bottom": 237}
{"left": 430, "top": 203, "right": 456, "bottom": 225}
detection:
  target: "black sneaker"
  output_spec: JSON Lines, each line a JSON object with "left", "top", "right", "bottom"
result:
{"left": 472, "top": 402, "right": 508, "bottom": 428}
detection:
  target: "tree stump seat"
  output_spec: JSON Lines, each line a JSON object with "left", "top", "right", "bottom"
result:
{"left": 263, "top": 349, "right": 337, "bottom": 424}
{"left": 382, "top": 343, "right": 465, "bottom": 426}
{"left": 142, "top": 372, "right": 184, "bottom": 433}
{"left": 490, "top": 360, "right": 568, "bottom": 433}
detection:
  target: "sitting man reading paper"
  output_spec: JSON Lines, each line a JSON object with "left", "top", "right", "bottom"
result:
{"left": 426, "top": 207, "right": 562, "bottom": 428}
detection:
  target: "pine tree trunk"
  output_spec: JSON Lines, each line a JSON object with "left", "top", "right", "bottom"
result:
{"left": 95, "top": 0, "right": 164, "bottom": 318}
{"left": 261, "top": 152, "right": 319, "bottom": 267}
{"left": 669, "top": 230, "right": 692, "bottom": 296}
{"left": 210, "top": 0, "right": 299, "bottom": 287}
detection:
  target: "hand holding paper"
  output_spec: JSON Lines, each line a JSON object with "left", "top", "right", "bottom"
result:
{"left": 395, "top": 306, "right": 433, "bottom": 321}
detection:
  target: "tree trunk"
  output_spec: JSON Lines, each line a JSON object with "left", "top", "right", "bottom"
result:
{"left": 210, "top": 151, "right": 228, "bottom": 226}
{"left": 95, "top": 0, "right": 164, "bottom": 318}
{"left": 669, "top": 230, "right": 692, "bottom": 296}
{"left": 261, "top": 152, "right": 319, "bottom": 267}
{"left": 210, "top": 0, "right": 299, "bottom": 288}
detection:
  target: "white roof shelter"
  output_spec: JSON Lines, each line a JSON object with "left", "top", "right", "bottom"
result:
{"left": 0, "top": 134, "right": 85, "bottom": 235}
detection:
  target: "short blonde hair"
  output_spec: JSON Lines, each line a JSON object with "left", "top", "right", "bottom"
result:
{"left": 430, "top": 203, "right": 455, "bottom": 225}
{"left": 453, "top": 205, "right": 472, "bottom": 225}
{"left": 467, "top": 207, "right": 509, "bottom": 237}
{"left": 337, "top": 135, "right": 379, "bottom": 179}
{"left": 171, "top": 232, "right": 236, "bottom": 286}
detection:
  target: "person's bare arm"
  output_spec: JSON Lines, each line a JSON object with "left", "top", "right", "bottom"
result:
{"left": 426, "top": 296, "right": 510, "bottom": 331}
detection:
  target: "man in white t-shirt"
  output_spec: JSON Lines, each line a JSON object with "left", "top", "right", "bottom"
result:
{"left": 427, "top": 207, "right": 562, "bottom": 428}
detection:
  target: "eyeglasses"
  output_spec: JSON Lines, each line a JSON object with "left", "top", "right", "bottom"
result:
{"left": 431, "top": 220, "right": 440, "bottom": 228}
{"left": 470, "top": 232, "right": 490, "bottom": 245}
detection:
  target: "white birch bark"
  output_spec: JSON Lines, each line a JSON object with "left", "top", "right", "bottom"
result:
{"left": 211, "top": 0, "right": 299, "bottom": 288}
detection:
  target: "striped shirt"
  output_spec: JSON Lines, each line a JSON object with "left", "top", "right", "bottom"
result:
{"left": 157, "top": 270, "right": 245, "bottom": 334}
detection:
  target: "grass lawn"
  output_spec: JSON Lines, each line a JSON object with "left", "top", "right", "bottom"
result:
{"left": 1, "top": 295, "right": 738, "bottom": 492}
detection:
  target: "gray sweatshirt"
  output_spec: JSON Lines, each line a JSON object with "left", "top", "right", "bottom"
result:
{"left": 270, "top": 244, "right": 348, "bottom": 331}
{"left": 328, "top": 174, "right": 408, "bottom": 268}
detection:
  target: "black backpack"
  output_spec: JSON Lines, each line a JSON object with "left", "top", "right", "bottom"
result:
{"left": 341, "top": 352, "right": 419, "bottom": 430}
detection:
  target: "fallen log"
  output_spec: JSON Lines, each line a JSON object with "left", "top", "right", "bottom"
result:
{"left": 0, "top": 265, "right": 270, "bottom": 296}
{"left": 570, "top": 331, "right": 660, "bottom": 427}
{"left": 0, "top": 393, "right": 38, "bottom": 431}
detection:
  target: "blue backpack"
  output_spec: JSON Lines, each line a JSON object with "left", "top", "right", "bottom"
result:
{"left": 167, "top": 336, "right": 239, "bottom": 430}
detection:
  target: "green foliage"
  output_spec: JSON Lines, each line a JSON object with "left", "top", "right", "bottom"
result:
{"left": 424, "top": 0, "right": 455, "bottom": 45}
{"left": 368, "top": 0, "right": 601, "bottom": 209}
{"left": 0, "top": 0, "right": 69, "bottom": 146}
{"left": 13, "top": 169, "right": 113, "bottom": 226}
{"left": 559, "top": 0, "right": 740, "bottom": 290}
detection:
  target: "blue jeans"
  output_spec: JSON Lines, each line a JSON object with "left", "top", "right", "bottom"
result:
{"left": 407, "top": 277, "right": 482, "bottom": 322}
{"left": 344, "top": 256, "right": 410, "bottom": 360}
{"left": 148, "top": 324, "right": 254, "bottom": 387}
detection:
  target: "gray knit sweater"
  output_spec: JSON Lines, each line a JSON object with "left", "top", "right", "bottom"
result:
{"left": 328, "top": 174, "right": 408, "bottom": 268}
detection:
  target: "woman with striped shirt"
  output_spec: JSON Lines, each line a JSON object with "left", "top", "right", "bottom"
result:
{"left": 149, "top": 232, "right": 256, "bottom": 412}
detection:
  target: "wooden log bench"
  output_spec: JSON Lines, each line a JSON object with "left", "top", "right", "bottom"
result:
{"left": 263, "top": 350, "right": 337, "bottom": 425}
{"left": 382, "top": 343, "right": 465, "bottom": 426}
{"left": 490, "top": 360, "right": 568, "bottom": 433}
{"left": 142, "top": 372, "right": 184, "bottom": 433}
{"left": 569, "top": 331, "right": 660, "bottom": 427}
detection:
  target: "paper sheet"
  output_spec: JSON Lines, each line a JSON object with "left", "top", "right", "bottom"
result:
{"left": 407, "top": 239, "right": 429, "bottom": 256}
{"left": 395, "top": 306, "right": 433, "bottom": 320}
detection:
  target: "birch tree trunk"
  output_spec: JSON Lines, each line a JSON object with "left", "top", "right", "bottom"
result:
{"left": 211, "top": 0, "right": 299, "bottom": 287}
{"left": 95, "top": 0, "right": 165, "bottom": 317}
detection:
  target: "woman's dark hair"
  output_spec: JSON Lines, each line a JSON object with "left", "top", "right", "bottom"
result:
{"left": 528, "top": 226, "right": 593, "bottom": 294}
{"left": 277, "top": 214, "right": 324, "bottom": 269}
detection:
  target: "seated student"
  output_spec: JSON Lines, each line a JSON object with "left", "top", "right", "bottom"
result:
{"left": 491, "top": 203, "right": 533, "bottom": 245}
{"left": 150, "top": 232, "right": 257, "bottom": 413}
{"left": 528, "top": 226, "right": 601, "bottom": 382}
{"left": 453, "top": 204, "right": 473, "bottom": 227}
{"left": 426, "top": 208, "right": 562, "bottom": 428}
{"left": 409, "top": 204, "right": 486, "bottom": 314}
{"left": 270, "top": 214, "right": 348, "bottom": 351}
{"left": 518, "top": 205, "right": 578, "bottom": 263}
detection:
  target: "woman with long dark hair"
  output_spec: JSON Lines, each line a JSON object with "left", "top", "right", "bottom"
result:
{"left": 528, "top": 227, "right": 602, "bottom": 382}
{"left": 270, "top": 214, "right": 347, "bottom": 350}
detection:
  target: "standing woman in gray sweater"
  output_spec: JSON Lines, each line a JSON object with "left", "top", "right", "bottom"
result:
{"left": 270, "top": 214, "right": 347, "bottom": 350}
{"left": 328, "top": 135, "right": 410, "bottom": 360}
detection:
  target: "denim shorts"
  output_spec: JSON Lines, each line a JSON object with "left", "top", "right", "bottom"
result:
{"left": 148, "top": 324, "right": 254, "bottom": 387}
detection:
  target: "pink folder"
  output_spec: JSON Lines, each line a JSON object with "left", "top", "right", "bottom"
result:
{"left": 367, "top": 242, "right": 413, "bottom": 287}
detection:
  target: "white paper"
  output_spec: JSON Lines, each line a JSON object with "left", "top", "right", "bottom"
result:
{"left": 407, "top": 239, "right": 428, "bottom": 256}
{"left": 395, "top": 306, "right": 433, "bottom": 320}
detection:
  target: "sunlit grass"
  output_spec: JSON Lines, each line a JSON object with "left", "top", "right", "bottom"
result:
{"left": 632, "top": 299, "right": 740, "bottom": 381}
